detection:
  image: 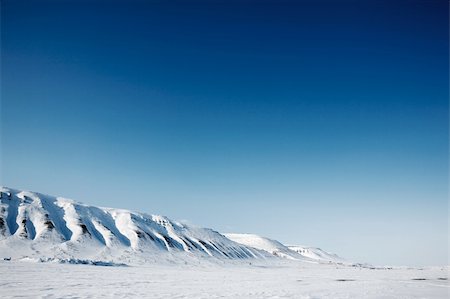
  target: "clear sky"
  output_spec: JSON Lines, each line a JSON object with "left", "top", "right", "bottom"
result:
{"left": 1, "top": 0, "right": 448, "bottom": 266}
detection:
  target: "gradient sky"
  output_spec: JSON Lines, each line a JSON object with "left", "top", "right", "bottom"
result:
{"left": 1, "top": 0, "right": 448, "bottom": 266}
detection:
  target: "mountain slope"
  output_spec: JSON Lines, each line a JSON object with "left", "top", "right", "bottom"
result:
{"left": 225, "top": 233, "right": 349, "bottom": 264}
{"left": 0, "top": 187, "right": 266, "bottom": 263}
{"left": 224, "top": 233, "right": 312, "bottom": 261}
{"left": 287, "top": 245, "right": 347, "bottom": 264}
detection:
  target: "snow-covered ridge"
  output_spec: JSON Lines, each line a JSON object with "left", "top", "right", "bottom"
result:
{"left": 288, "top": 245, "right": 347, "bottom": 264}
{"left": 224, "top": 233, "right": 310, "bottom": 261}
{"left": 0, "top": 187, "right": 265, "bottom": 263}
{"left": 0, "top": 187, "right": 351, "bottom": 266}
{"left": 225, "top": 233, "right": 348, "bottom": 264}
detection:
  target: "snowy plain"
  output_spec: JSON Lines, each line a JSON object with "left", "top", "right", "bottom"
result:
{"left": 1, "top": 260, "right": 448, "bottom": 299}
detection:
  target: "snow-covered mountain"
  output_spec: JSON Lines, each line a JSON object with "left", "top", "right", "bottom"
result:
{"left": 0, "top": 187, "right": 348, "bottom": 265}
{"left": 0, "top": 187, "right": 268, "bottom": 263}
{"left": 224, "top": 233, "right": 311, "bottom": 261}
{"left": 287, "top": 245, "right": 347, "bottom": 264}
{"left": 225, "top": 233, "right": 347, "bottom": 264}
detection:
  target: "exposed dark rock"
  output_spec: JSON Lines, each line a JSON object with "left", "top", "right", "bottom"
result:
{"left": 80, "top": 223, "right": 90, "bottom": 235}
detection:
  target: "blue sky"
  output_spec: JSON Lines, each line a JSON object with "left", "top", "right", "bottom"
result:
{"left": 1, "top": 0, "right": 448, "bottom": 266}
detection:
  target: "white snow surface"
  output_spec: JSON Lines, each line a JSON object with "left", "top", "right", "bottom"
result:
{"left": 1, "top": 261, "right": 448, "bottom": 298}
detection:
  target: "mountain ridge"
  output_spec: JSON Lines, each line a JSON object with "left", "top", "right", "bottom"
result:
{"left": 0, "top": 187, "right": 348, "bottom": 266}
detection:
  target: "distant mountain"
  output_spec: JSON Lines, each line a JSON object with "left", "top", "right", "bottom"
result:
{"left": 287, "top": 245, "right": 347, "bottom": 264}
{"left": 225, "top": 233, "right": 347, "bottom": 264}
{"left": 0, "top": 187, "right": 349, "bottom": 265}
{"left": 224, "top": 233, "right": 311, "bottom": 261}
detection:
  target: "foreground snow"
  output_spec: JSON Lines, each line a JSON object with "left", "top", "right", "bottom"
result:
{"left": 1, "top": 260, "right": 448, "bottom": 298}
